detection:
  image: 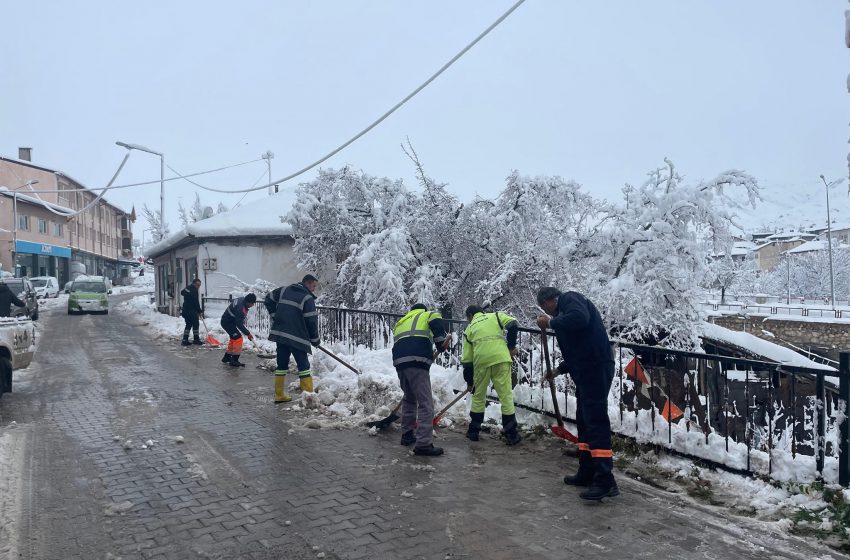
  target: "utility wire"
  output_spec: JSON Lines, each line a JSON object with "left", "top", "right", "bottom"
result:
{"left": 6, "top": 1, "right": 526, "bottom": 200}
{"left": 11, "top": 153, "right": 132, "bottom": 218}
{"left": 8, "top": 157, "right": 264, "bottom": 195}
{"left": 186, "top": 0, "right": 528, "bottom": 195}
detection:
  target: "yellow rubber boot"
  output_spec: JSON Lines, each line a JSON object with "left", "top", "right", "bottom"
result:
{"left": 274, "top": 374, "right": 291, "bottom": 403}
{"left": 299, "top": 375, "right": 314, "bottom": 393}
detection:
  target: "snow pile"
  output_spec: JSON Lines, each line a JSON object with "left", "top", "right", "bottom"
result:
{"left": 285, "top": 345, "right": 472, "bottom": 429}
{"left": 116, "top": 294, "right": 278, "bottom": 357}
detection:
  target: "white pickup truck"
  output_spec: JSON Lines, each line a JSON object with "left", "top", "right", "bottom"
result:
{"left": 0, "top": 317, "right": 36, "bottom": 397}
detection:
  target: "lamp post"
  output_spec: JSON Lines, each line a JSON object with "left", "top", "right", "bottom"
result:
{"left": 819, "top": 175, "right": 837, "bottom": 308}
{"left": 261, "top": 150, "right": 274, "bottom": 195}
{"left": 11, "top": 180, "right": 39, "bottom": 277}
{"left": 116, "top": 141, "right": 164, "bottom": 241}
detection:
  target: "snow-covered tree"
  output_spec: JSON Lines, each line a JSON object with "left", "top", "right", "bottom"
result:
{"left": 597, "top": 160, "right": 759, "bottom": 347}
{"left": 178, "top": 193, "right": 226, "bottom": 228}
{"left": 141, "top": 204, "right": 169, "bottom": 243}
{"left": 286, "top": 159, "right": 759, "bottom": 347}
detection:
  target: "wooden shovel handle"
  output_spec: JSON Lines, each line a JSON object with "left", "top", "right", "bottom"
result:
{"left": 318, "top": 345, "right": 361, "bottom": 375}
{"left": 541, "top": 333, "right": 565, "bottom": 428}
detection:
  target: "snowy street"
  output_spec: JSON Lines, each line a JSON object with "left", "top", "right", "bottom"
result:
{"left": 0, "top": 296, "right": 842, "bottom": 559}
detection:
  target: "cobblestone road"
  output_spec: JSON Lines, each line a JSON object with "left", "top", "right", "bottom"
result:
{"left": 0, "top": 297, "right": 844, "bottom": 559}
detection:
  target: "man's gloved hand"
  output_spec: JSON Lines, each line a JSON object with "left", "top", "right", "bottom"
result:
{"left": 467, "top": 384, "right": 474, "bottom": 393}
{"left": 247, "top": 334, "right": 254, "bottom": 341}
{"left": 509, "top": 346, "right": 518, "bottom": 357}
{"left": 463, "top": 364, "right": 474, "bottom": 387}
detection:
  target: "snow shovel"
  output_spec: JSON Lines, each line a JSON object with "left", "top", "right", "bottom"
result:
{"left": 249, "top": 338, "right": 276, "bottom": 359}
{"left": 366, "top": 401, "right": 402, "bottom": 430}
{"left": 201, "top": 318, "right": 221, "bottom": 347}
{"left": 541, "top": 333, "right": 579, "bottom": 443}
{"left": 433, "top": 388, "right": 469, "bottom": 427}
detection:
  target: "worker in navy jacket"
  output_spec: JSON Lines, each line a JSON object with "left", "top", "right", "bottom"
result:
{"left": 264, "top": 275, "right": 320, "bottom": 400}
{"left": 536, "top": 287, "right": 617, "bottom": 501}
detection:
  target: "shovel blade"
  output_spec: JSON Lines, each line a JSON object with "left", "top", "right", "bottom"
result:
{"left": 206, "top": 334, "right": 221, "bottom": 347}
{"left": 366, "top": 413, "right": 400, "bottom": 430}
{"left": 550, "top": 425, "right": 578, "bottom": 443}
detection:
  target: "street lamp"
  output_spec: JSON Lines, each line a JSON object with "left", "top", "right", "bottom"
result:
{"left": 261, "top": 150, "right": 274, "bottom": 195}
{"left": 116, "top": 141, "right": 165, "bottom": 241}
{"left": 819, "top": 175, "right": 837, "bottom": 309}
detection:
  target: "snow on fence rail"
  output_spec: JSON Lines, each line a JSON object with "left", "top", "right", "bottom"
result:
{"left": 314, "top": 306, "right": 850, "bottom": 486}
{"left": 701, "top": 301, "right": 850, "bottom": 319}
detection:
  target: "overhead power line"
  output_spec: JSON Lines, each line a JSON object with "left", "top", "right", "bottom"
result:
{"left": 183, "top": 0, "right": 528, "bottom": 195}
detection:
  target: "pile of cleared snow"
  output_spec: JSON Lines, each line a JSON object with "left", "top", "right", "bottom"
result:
{"left": 116, "top": 295, "right": 277, "bottom": 356}
{"left": 283, "top": 344, "right": 556, "bottom": 433}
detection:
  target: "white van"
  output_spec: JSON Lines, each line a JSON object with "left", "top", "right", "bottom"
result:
{"left": 31, "top": 276, "right": 60, "bottom": 298}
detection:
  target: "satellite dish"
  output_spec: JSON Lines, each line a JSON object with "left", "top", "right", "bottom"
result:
{"left": 201, "top": 206, "right": 214, "bottom": 219}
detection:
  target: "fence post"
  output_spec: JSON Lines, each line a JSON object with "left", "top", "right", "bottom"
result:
{"left": 816, "top": 372, "right": 825, "bottom": 480}
{"left": 840, "top": 353, "right": 850, "bottom": 486}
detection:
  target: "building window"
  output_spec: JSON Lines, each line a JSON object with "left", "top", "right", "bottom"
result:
{"left": 53, "top": 222, "right": 62, "bottom": 237}
{"left": 38, "top": 218, "right": 48, "bottom": 234}
{"left": 18, "top": 214, "right": 29, "bottom": 230}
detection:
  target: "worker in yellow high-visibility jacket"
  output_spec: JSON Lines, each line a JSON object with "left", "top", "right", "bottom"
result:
{"left": 460, "top": 305, "right": 521, "bottom": 445}
{"left": 392, "top": 303, "right": 449, "bottom": 456}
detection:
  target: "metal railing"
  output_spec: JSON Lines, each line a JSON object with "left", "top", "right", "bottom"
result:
{"left": 314, "top": 306, "right": 850, "bottom": 486}
{"left": 702, "top": 301, "right": 850, "bottom": 319}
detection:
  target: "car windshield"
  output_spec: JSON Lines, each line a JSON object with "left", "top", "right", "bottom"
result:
{"left": 31, "top": 279, "right": 47, "bottom": 287}
{"left": 72, "top": 282, "right": 106, "bottom": 293}
{"left": 3, "top": 281, "right": 23, "bottom": 293}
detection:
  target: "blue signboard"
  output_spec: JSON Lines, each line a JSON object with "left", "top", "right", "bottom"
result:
{"left": 15, "top": 240, "right": 72, "bottom": 259}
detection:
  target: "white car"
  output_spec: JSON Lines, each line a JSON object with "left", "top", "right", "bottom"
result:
{"left": 31, "top": 276, "right": 60, "bottom": 298}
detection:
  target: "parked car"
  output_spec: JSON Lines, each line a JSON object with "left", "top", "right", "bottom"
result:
{"left": 31, "top": 276, "right": 60, "bottom": 298}
{"left": 0, "top": 317, "right": 36, "bottom": 397}
{"left": 67, "top": 278, "right": 112, "bottom": 315}
{"left": 0, "top": 278, "right": 39, "bottom": 320}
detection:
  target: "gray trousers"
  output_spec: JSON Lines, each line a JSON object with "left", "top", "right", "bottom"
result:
{"left": 396, "top": 365, "right": 434, "bottom": 447}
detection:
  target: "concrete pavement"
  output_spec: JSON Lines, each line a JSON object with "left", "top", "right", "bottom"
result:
{"left": 0, "top": 297, "right": 843, "bottom": 559}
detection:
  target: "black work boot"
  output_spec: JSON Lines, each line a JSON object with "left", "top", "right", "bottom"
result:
{"left": 400, "top": 430, "right": 416, "bottom": 446}
{"left": 579, "top": 457, "right": 619, "bottom": 501}
{"left": 192, "top": 335, "right": 203, "bottom": 345}
{"left": 501, "top": 414, "right": 522, "bottom": 446}
{"left": 221, "top": 352, "right": 231, "bottom": 363}
{"left": 413, "top": 444, "right": 444, "bottom": 456}
{"left": 181, "top": 334, "right": 191, "bottom": 346}
{"left": 564, "top": 450, "right": 594, "bottom": 486}
{"left": 466, "top": 412, "right": 484, "bottom": 441}
{"left": 229, "top": 355, "right": 245, "bottom": 368}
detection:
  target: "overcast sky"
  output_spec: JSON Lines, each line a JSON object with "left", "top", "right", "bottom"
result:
{"left": 1, "top": 1, "right": 847, "bottom": 238}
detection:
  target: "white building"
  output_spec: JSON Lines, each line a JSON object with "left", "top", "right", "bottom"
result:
{"left": 146, "top": 190, "right": 303, "bottom": 316}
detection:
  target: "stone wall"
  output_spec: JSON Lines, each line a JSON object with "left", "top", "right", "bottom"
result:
{"left": 708, "top": 315, "right": 850, "bottom": 362}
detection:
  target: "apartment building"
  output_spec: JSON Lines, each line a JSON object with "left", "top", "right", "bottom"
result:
{"left": 0, "top": 148, "right": 135, "bottom": 284}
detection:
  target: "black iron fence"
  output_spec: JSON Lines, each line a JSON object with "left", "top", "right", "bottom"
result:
{"left": 315, "top": 305, "right": 850, "bottom": 487}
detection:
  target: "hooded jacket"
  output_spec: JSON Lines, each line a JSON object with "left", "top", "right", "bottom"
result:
{"left": 266, "top": 283, "right": 319, "bottom": 353}
{"left": 220, "top": 296, "right": 252, "bottom": 336}
{"left": 549, "top": 291, "right": 613, "bottom": 379}
{"left": 180, "top": 284, "right": 203, "bottom": 317}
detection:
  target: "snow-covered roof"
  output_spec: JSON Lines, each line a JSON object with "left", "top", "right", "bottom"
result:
{"left": 785, "top": 239, "right": 828, "bottom": 254}
{"left": 146, "top": 189, "right": 297, "bottom": 257}
{"left": 701, "top": 322, "right": 835, "bottom": 372}
{"left": 764, "top": 231, "right": 816, "bottom": 242}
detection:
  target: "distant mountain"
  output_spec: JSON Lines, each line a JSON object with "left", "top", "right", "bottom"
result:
{"left": 724, "top": 180, "right": 850, "bottom": 234}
